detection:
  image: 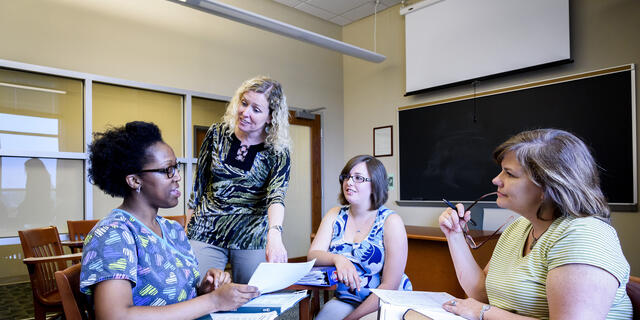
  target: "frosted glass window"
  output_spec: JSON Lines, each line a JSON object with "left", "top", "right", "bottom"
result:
{"left": 0, "top": 157, "right": 84, "bottom": 237}
{"left": 92, "top": 83, "right": 184, "bottom": 158}
{"left": 0, "top": 68, "right": 84, "bottom": 152}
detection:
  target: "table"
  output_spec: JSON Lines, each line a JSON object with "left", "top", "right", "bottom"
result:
{"left": 286, "top": 284, "right": 336, "bottom": 318}
{"left": 404, "top": 226, "right": 499, "bottom": 297}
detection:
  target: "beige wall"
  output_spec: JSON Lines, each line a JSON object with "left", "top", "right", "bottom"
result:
{"left": 0, "top": 0, "right": 345, "bottom": 219}
{"left": 342, "top": 0, "right": 640, "bottom": 273}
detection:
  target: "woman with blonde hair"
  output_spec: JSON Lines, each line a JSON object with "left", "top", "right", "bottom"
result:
{"left": 187, "top": 76, "right": 292, "bottom": 284}
{"left": 439, "top": 129, "right": 632, "bottom": 319}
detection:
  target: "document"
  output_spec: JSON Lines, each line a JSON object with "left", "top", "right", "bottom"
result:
{"left": 371, "top": 289, "right": 465, "bottom": 320}
{"left": 209, "top": 312, "right": 277, "bottom": 320}
{"left": 248, "top": 259, "right": 315, "bottom": 294}
{"left": 231, "top": 290, "right": 307, "bottom": 314}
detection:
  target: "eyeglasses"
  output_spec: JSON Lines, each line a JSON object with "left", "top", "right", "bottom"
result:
{"left": 339, "top": 174, "right": 371, "bottom": 184}
{"left": 443, "top": 192, "right": 513, "bottom": 249}
{"left": 140, "top": 164, "right": 179, "bottom": 179}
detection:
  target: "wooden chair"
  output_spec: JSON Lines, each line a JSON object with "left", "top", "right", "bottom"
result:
{"left": 164, "top": 215, "right": 186, "bottom": 228}
{"left": 19, "top": 226, "right": 83, "bottom": 320}
{"left": 628, "top": 275, "right": 640, "bottom": 320}
{"left": 55, "top": 263, "right": 93, "bottom": 320}
{"left": 66, "top": 220, "right": 99, "bottom": 253}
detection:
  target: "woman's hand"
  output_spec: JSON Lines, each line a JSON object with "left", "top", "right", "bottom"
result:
{"left": 266, "top": 230, "right": 288, "bottom": 263}
{"left": 438, "top": 204, "right": 470, "bottom": 238}
{"left": 198, "top": 268, "right": 231, "bottom": 295}
{"left": 208, "top": 283, "right": 260, "bottom": 312}
{"left": 442, "top": 297, "right": 484, "bottom": 320}
{"left": 334, "top": 254, "right": 361, "bottom": 291}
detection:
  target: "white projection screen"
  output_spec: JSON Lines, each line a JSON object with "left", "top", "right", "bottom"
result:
{"left": 403, "top": 0, "right": 570, "bottom": 94}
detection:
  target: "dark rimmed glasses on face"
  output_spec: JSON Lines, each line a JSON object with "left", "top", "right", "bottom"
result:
{"left": 140, "top": 164, "right": 179, "bottom": 179}
{"left": 339, "top": 174, "right": 371, "bottom": 184}
{"left": 443, "top": 191, "right": 513, "bottom": 249}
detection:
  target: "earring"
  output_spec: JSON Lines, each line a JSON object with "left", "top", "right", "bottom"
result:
{"left": 264, "top": 124, "right": 271, "bottom": 134}
{"left": 136, "top": 185, "right": 141, "bottom": 193}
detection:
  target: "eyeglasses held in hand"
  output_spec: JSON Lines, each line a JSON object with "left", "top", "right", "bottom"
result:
{"left": 339, "top": 174, "right": 371, "bottom": 184}
{"left": 442, "top": 192, "right": 512, "bottom": 249}
{"left": 140, "top": 164, "right": 179, "bottom": 179}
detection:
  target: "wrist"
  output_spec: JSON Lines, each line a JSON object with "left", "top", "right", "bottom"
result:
{"left": 479, "top": 304, "right": 491, "bottom": 320}
{"left": 268, "top": 224, "right": 283, "bottom": 233}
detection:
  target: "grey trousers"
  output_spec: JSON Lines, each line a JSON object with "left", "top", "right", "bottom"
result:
{"left": 315, "top": 298, "right": 378, "bottom": 320}
{"left": 189, "top": 239, "right": 266, "bottom": 284}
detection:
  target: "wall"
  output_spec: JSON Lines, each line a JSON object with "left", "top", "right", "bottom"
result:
{"left": 0, "top": 0, "right": 345, "bottom": 227}
{"left": 342, "top": 0, "right": 640, "bottom": 273}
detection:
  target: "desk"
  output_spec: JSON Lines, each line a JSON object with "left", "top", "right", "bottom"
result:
{"left": 286, "top": 284, "right": 336, "bottom": 318}
{"left": 404, "top": 226, "right": 499, "bottom": 297}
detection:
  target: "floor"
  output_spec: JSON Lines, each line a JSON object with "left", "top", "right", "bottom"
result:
{"left": 0, "top": 282, "right": 36, "bottom": 320}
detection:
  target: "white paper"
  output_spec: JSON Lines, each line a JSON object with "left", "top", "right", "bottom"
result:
{"left": 248, "top": 259, "right": 315, "bottom": 294}
{"left": 210, "top": 312, "right": 277, "bottom": 320}
{"left": 241, "top": 290, "right": 307, "bottom": 312}
{"left": 372, "top": 289, "right": 465, "bottom": 320}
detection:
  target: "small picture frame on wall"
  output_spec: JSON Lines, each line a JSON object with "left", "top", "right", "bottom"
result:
{"left": 373, "top": 125, "right": 393, "bottom": 157}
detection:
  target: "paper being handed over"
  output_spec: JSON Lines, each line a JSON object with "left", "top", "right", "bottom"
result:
{"left": 247, "top": 259, "right": 315, "bottom": 294}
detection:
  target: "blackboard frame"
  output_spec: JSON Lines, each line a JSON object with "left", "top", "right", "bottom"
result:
{"left": 396, "top": 65, "right": 637, "bottom": 213}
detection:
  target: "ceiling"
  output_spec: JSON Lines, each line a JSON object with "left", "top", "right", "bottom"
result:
{"left": 272, "top": 0, "right": 403, "bottom": 26}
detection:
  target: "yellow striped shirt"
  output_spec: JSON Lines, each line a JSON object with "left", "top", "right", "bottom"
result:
{"left": 486, "top": 216, "right": 632, "bottom": 319}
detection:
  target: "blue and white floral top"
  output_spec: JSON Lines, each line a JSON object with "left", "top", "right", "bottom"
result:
{"left": 80, "top": 209, "right": 200, "bottom": 307}
{"left": 329, "top": 205, "right": 412, "bottom": 304}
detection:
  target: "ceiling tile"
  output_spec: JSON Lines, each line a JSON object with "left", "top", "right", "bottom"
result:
{"left": 273, "top": 0, "right": 302, "bottom": 7}
{"left": 342, "top": 2, "right": 388, "bottom": 22}
{"left": 294, "top": 3, "right": 336, "bottom": 21}
{"left": 305, "top": 0, "right": 370, "bottom": 16}
{"left": 329, "top": 15, "right": 353, "bottom": 26}
{"left": 381, "top": 0, "right": 402, "bottom": 7}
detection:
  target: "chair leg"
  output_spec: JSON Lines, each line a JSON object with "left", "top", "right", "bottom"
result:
{"left": 33, "top": 300, "right": 46, "bottom": 320}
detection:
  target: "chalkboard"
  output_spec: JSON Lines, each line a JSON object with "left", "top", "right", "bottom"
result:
{"left": 398, "top": 65, "right": 636, "bottom": 211}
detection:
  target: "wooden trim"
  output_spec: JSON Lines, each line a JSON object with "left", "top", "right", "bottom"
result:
{"left": 287, "top": 256, "right": 308, "bottom": 263}
{"left": 289, "top": 111, "right": 323, "bottom": 235}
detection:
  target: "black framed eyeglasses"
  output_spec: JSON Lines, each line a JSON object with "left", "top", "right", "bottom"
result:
{"left": 140, "top": 164, "right": 179, "bottom": 179}
{"left": 443, "top": 191, "right": 513, "bottom": 249}
{"left": 339, "top": 174, "right": 371, "bottom": 184}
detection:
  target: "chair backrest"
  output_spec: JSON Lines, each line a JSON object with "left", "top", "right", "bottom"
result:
{"left": 67, "top": 219, "right": 99, "bottom": 241}
{"left": 18, "top": 226, "right": 66, "bottom": 303}
{"left": 55, "top": 263, "right": 93, "bottom": 320}
{"left": 164, "top": 215, "right": 186, "bottom": 228}
{"left": 628, "top": 275, "right": 640, "bottom": 320}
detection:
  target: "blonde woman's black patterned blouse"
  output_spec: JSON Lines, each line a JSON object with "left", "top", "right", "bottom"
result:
{"left": 187, "top": 123, "right": 290, "bottom": 250}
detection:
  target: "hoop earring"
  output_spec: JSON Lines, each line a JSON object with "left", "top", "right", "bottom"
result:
{"left": 136, "top": 185, "right": 142, "bottom": 193}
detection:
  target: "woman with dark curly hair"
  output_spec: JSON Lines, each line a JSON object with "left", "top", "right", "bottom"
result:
{"left": 80, "top": 121, "right": 258, "bottom": 320}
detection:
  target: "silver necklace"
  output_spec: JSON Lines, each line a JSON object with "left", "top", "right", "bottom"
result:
{"left": 529, "top": 227, "right": 547, "bottom": 250}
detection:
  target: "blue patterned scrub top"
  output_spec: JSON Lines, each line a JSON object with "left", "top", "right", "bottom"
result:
{"left": 80, "top": 209, "right": 201, "bottom": 307}
{"left": 329, "top": 206, "right": 412, "bottom": 304}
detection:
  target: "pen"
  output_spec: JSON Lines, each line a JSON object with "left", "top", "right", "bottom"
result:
{"left": 442, "top": 198, "right": 477, "bottom": 226}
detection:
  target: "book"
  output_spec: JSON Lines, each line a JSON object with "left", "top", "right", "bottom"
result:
{"left": 294, "top": 266, "right": 338, "bottom": 286}
{"left": 201, "top": 311, "right": 278, "bottom": 320}
{"left": 223, "top": 290, "right": 308, "bottom": 314}
{"left": 372, "top": 289, "right": 465, "bottom": 320}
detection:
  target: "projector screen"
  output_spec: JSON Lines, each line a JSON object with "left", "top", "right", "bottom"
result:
{"left": 403, "top": 0, "right": 571, "bottom": 95}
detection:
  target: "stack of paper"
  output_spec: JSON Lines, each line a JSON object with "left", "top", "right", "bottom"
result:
{"left": 371, "top": 289, "right": 465, "bottom": 320}
{"left": 210, "top": 312, "right": 277, "bottom": 320}
{"left": 295, "top": 266, "right": 338, "bottom": 286}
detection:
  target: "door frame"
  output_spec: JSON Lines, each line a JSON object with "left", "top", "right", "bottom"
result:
{"left": 288, "top": 111, "right": 322, "bottom": 235}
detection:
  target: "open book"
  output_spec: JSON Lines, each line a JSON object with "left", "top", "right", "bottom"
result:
{"left": 371, "top": 289, "right": 465, "bottom": 320}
